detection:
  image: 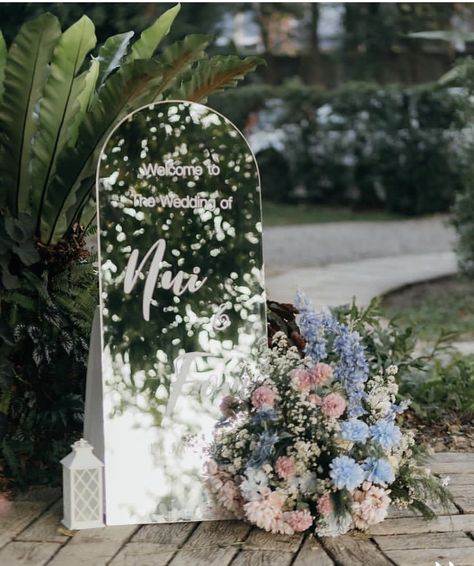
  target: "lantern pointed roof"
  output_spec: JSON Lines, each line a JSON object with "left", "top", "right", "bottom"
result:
{"left": 60, "top": 438, "right": 104, "bottom": 469}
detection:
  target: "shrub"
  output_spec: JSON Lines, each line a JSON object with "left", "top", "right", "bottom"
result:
{"left": 213, "top": 81, "right": 467, "bottom": 214}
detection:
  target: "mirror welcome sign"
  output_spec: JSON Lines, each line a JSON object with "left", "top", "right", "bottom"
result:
{"left": 91, "top": 101, "right": 266, "bottom": 525}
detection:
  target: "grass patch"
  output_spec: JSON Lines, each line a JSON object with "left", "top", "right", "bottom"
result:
{"left": 262, "top": 202, "right": 401, "bottom": 227}
{"left": 382, "top": 276, "right": 474, "bottom": 342}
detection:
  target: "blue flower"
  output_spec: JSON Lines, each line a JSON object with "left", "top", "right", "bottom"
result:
{"left": 385, "top": 400, "right": 409, "bottom": 421}
{"left": 251, "top": 408, "right": 278, "bottom": 425}
{"left": 364, "top": 457, "right": 395, "bottom": 485}
{"left": 295, "top": 293, "right": 370, "bottom": 418}
{"left": 329, "top": 455, "right": 365, "bottom": 492}
{"left": 370, "top": 420, "right": 402, "bottom": 450}
{"left": 340, "top": 419, "right": 370, "bottom": 443}
{"left": 248, "top": 431, "right": 279, "bottom": 468}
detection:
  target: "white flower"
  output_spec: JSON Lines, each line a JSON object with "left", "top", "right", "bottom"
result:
{"left": 316, "top": 511, "right": 353, "bottom": 537}
{"left": 240, "top": 468, "right": 269, "bottom": 500}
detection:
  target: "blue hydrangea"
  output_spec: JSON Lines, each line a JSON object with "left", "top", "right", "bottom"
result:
{"left": 248, "top": 431, "right": 279, "bottom": 468}
{"left": 385, "top": 400, "right": 409, "bottom": 421}
{"left": 329, "top": 455, "right": 365, "bottom": 492}
{"left": 370, "top": 420, "right": 402, "bottom": 450}
{"left": 340, "top": 419, "right": 370, "bottom": 443}
{"left": 364, "top": 457, "right": 395, "bottom": 485}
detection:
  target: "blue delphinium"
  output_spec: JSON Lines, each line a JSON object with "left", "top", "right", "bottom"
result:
{"left": 370, "top": 420, "right": 402, "bottom": 450}
{"left": 248, "top": 431, "right": 279, "bottom": 468}
{"left": 333, "top": 323, "right": 369, "bottom": 418}
{"left": 329, "top": 455, "right": 365, "bottom": 491}
{"left": 296, "top": 292, "right": 369, "bottom": 418}
{"left": 340, "top": 419, "right": 370, "bottom": 443}
{"left": 295, "top": 291, "right": 336, "bottom": 361}
{"left": 251, "top": 408, "right": 279, "bottom": 426}
{"left": 364, "top": 457, "right": 395, "bottom": 485}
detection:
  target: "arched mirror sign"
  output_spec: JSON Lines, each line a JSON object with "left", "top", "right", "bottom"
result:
{"left": 96, "top": 101, "right": 266, "bottom": 525}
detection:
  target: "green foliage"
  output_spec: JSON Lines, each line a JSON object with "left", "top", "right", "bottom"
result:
{"left": 0, "top": 255, "right": 96, "bottom": 486}
{"left": 0, "top": 6, "right": 263, "bottom": 246}
{"left": 382, "top": 277, "right": 474, "bottom": 342}
{"left": 400, "top": 355, "right": 474, "bottom": 421}
{"left": 212, "top": 81, "right": 465, "bottom": 213}
{"left": 444, "top": 57, "right": 474, "bottom": 279}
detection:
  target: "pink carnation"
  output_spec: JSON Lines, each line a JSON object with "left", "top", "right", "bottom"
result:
{"left": 310, "top": 363, "right": 333, "bottom": 385}
{"left": 251, "top": 385, "right": 276, "bottom": 408}
{"left": 244, "top": 490, "right": 286, "bottom": 532}
{"left": 316, "top": 494, "right": 333, "bottom": 515}
{"left": 216, "top": 479, "right": 245, "bottom": 519}
{"left": 321, "top": 392, "right": 347, "bottom": 418}
{"left": 351, "top": 482, "right": 391, "bottom": 530}
{"left": 291, "top": 368, "right": 313, "bottom": 392}
{"left": 275, "top": 456, "right": 297, "bottom": 480}
{"left": 283, "top": 510, "right": 313, "bottom": 532}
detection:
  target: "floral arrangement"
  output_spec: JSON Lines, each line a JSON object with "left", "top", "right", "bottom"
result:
{"left": 206, "top": 294, "right": 451, "bottom": 537}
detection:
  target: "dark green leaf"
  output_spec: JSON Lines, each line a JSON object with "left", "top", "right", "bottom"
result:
{"left": 31, "top": 15, "right": 96, "bottom": 232}
{"left": 0, "top": 13, "right": 61, "bottom": 215}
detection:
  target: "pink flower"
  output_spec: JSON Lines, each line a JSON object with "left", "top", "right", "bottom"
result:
{"left": 308, "top": 394, "right": 322, "bottom": 405}
{"left": 310, "top": 363, "right": 333, "bottom": 385}
{"left": 283, "top": 509, "right": 313, "bottom": 532}
{"left": 321, "top": 393, "right": 347, "bottom": 418}
{"left": 216, "top": 479, "right": 245, "bottom": 519}
{"left": 220, "top": 395, "right": 238, "bottom": 418}
{"left": 244, "top": 490, "right": 286, "bottom": 532}
{"left": 291, "top": 368, "right": 313, "bottom": 392}
{"left": 275, "top": 456, "right": 297, "bottom": 480}
{"left": 251, "top": 385, "right": 276, "bottom": 409}
{"left": 351, "top": 482, "right": 391, "bottom": 530}
{"left": 316, "top": 494, "right": 333, "bottom": 515}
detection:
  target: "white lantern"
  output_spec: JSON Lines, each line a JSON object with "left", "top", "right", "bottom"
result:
{"left": 61, "top": 438, "right": 104, "bottom": 529}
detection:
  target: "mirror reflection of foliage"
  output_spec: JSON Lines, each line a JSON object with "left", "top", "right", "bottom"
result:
{"left": 100, "top": 102, "right": 265, "bottom": 417}
{"left": 0, "top": 6, "right": 263, "bottom": 488}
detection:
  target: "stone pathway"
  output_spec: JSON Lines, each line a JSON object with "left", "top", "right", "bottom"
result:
{"left": 266, "top": 251, "right": 457, "bottom": 309}
{"left": 263, "top": 216, "right": 458, "bottom": 308}
{"left": 1, "top": 452, "right": 473, "bottom": 566}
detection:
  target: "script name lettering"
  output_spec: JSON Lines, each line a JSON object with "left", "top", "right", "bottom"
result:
{"left": 123, "top": 239, "right": 207, "bottom": 321}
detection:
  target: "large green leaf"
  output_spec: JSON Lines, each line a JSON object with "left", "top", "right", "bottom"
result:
{"left": 171, "top": 55, "right": 264, "bottom": 103}
{"left": 41, "top": 59, "right": 163, "bottom": 243}
{"left": 0, "top": 32, "right": 6, "bottom": 103}
{"left": 126, "top": 3, "right": 180, "bottom": 62}
{"left": 131, "top": 34, "right": 210, "bottom": 108}
{"left": 60, "top": 59, "right": 100, "bottom": 149}
{"left": 96, "top": 31, "right": 134, "bottom": 88}
{"left": 0, "top": 14, "right": 61, "bottom": 215}
{"left": 31, "top": 15, "right": 96, "bottom": 231}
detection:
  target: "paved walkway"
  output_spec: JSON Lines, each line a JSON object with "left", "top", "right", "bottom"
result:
{"left": 1, "top": 453, "right": 473, "bottom": 566}
{"left": 264, "top": 216, "right": 458, "bottom": 308}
